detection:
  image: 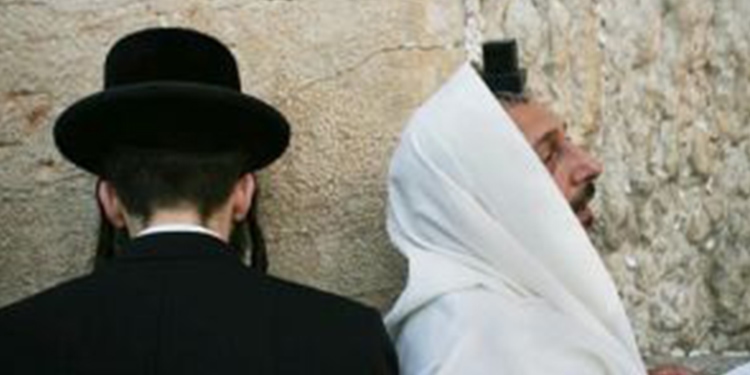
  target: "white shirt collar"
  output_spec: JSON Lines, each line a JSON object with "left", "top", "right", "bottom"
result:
{"left": 136, "top": 223, "right": 222, "bottom": 239}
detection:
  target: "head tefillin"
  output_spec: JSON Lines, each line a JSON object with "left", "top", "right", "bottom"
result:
{"left": 481, "top": 40, "right": 527, "bottom": 95}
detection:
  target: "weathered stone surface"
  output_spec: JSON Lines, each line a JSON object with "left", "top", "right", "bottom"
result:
{"left": 482, "top": 0, "right": 750, "bottom": 358}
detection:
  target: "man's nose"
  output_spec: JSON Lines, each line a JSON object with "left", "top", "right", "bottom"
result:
{"left": 570, "top": 145, "right": 603, "bottom": 184}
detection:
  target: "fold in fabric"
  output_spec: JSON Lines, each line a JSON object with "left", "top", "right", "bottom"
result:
{"left": 384, "top": 63, "right": 648, "bottom": 375}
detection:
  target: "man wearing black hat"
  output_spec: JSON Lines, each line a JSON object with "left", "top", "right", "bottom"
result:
{"left": 0, "top": 28, "right": 398, "bottom": 375}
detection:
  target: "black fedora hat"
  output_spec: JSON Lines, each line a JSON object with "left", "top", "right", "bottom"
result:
{"left": 54, "top": 27, "right": 290, "bottom": 176}
{"left": 482, "top": 40, "right": 527, "bottom": 94}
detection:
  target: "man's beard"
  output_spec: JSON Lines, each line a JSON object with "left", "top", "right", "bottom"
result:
{"left": 570, "top": 183, "right": 596, "bottom": 229}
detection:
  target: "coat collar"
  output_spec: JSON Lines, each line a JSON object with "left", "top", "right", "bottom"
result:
{"left": 115, "top": 232, "right": 239, "bottom": 261}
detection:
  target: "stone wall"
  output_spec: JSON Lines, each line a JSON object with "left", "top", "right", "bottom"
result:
{"left": 1, "top": 0, "right": 748, "bottom": 366}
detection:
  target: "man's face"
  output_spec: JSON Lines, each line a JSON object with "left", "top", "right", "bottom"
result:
{"left": 505, "top": 101, "right": 603, "bottom": 230}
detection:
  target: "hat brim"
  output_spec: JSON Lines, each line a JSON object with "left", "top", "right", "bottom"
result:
{"left": 54, "top": 82, "right": 290, "bottom": 176}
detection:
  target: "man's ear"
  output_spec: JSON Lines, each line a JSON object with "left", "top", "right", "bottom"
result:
{"left": 97, "top": 180, "right": 127, "bottom": 229}
{"left": 230, "top": 173, "right": 256, "bottom": 222}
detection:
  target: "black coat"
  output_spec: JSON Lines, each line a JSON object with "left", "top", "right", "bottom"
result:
{"left": 0, "top": 232, "right": 399, "bottom": 375}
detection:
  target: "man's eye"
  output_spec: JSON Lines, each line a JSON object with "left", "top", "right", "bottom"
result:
{"left": 543, "top": 151, "right": 555, "bottom": 164}
{"left": 543, "top": 147, "right": 561, "bottom": 170}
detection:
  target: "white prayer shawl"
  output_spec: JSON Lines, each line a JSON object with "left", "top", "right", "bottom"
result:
{"left": 384, "top": 63, "right": 648, "bottom": 375}
{"left": 726, "top": 362, "right": 750, "bottom": 375}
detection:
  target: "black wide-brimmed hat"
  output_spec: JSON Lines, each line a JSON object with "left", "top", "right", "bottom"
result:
{"left": 54, "top": 27, "right": 290, "bottom": 176}
{"left": 482, "top": 40, "right": 527, "bottom": 94}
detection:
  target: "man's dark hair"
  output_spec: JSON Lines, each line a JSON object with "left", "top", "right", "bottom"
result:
{"left": 94, "top": 150, "right": 268, "bottom": 272}
{"left": 104, "top": 150, "right": 246, "bottom": 221}
{"left": 494, "top": 90, "right": 530, "bottom": 108}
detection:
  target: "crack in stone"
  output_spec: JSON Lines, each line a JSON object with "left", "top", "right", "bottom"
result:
{"left": 0, "top": 140, "right": 23, "bottom": 148}
{"left": 281, "top": 42, "right": 460, "bottom": 104}
{"left": 0, "top": 1, "right": 47, "bottom": 7}
{"left": 4, "top": 89, "right": 38, "bottom": 100}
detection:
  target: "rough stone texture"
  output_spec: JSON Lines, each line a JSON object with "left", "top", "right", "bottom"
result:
{"left": 1, "top": 0, "right": 749, "bottom": 369}
{"left": 482, "top": 0, "right": 750, "bottom": 359}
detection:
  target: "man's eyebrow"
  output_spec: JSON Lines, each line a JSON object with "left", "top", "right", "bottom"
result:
{"left": 534, "top": 128, "right": 560, "bottom": 149}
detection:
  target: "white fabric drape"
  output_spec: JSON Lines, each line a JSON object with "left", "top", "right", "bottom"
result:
{"left": 384, "top": 63, "right": 648, "bottom": 375}
{"left": 726, "top": 362, "right": 750, "bottom": 375}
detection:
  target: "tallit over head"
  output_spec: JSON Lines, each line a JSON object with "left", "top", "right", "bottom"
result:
{"left": 385, "top": 63, "right": 647, "bottom": 374}
{"left": 726, "top": 362, "right": 750, "bottom": 375}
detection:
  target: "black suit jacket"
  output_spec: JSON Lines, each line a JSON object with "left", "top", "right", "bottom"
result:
{"left": 0, "top": 232, "right": 399, "bottom": 375}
